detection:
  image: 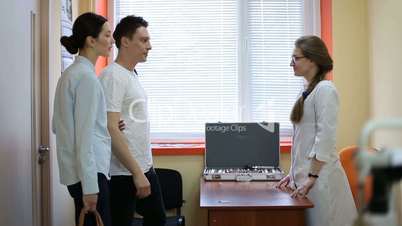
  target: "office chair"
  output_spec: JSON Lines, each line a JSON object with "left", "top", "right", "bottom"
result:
{"left": 339, "top": 145, "right": 373, "bottom": 208}
{"left": 132, "top": 168, "right": 185, "bottom": 226}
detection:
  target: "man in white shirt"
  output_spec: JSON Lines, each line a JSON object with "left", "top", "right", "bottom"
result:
{"left": 99, "top": 15, "right": 166, "bottom": 226}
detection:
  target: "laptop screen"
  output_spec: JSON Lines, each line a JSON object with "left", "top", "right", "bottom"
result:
{"left": 205, "top": 122, "right": 280, "bottom": 168}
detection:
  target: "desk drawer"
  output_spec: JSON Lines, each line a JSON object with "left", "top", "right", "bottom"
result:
{"left": 209, "top": 209, "right": 305, "bottom": 226}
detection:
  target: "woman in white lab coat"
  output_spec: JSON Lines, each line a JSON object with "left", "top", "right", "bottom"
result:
{"left": 276, "top": 35, "right": 357, "bottom": 226}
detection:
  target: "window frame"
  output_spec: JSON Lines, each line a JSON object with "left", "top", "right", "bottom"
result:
{"left": 104, "top": 0, "right": 333, "bottom": 153}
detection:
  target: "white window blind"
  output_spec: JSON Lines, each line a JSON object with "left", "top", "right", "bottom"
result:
{"left": 247, "top": 0, "right": 305, "bottom": 137}
{"left": 113, "top": 0, "right": 318, "bottom": 139}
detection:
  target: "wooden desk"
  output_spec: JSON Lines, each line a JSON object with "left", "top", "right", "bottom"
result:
{"left": 200, "top": 180, "right": 313, "bottom": 226}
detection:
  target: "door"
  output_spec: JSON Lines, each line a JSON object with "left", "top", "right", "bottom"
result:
{"left": 0, "top": 0, "right": 50, "bottom": 226}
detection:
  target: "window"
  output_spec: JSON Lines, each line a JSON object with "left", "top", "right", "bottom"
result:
{"left": 113, "top": 0, "right": 320, "bottom": 139}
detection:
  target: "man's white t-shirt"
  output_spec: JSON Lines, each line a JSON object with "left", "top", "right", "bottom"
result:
{"left": 99, "top": 62, "right": 153, "bottom": 175}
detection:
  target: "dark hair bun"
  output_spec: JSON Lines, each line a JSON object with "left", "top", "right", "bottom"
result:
{"left": 60, "top": 35, "right": 79, "bottom": 54}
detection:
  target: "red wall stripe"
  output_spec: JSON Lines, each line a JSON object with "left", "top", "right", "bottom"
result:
{"left": 321, "top": 0, "right": 333, "bottom": 80}
{"left": 95, "top": 0, "right": 108, "bottom": 75}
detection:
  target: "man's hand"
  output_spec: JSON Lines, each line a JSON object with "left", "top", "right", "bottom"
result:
{"left": 133, "top": 173, "right": 151, "bottom": 199}
{"left": 290, "top": 177, "right": 317, "bottom": 198}
{"left": 82, "top": 194, "right": 98, "bottom": 213}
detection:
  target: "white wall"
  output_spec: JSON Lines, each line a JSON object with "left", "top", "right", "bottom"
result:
{"left": 368, "top": 0, "right": 402, "bottom": 146}
{"left": 368, "top": 0, "right": 402, "bottom": 223}
{"left": 0, "top": 0, "right": 37, "bottom": 225}
{"left": 332, "top": 0, "right": 370, "bottom": 150}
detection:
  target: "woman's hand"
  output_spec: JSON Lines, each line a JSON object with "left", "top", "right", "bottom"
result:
{"left": 290, "top": 177, "right": 317, "bottom": 198}
{"left": 275, "top": 174, "right": 291, "bottom": 190}
{"left": 118, "top": 119, "right": 126, "bottom": 131}
{"left": 82, "top": 194, "right": 98, "bottom": 213}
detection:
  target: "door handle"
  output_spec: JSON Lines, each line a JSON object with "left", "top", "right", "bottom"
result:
{"left": 38, "top": 145, "right": 50, "bottom": 165}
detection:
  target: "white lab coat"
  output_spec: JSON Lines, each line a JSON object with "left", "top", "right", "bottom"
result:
{"left": 289, "top": 80, "right": 357, "bottom": 226}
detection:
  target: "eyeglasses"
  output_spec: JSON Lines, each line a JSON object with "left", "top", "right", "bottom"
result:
{"left": 291, "top": 56, "right": 306, "bottom": 64}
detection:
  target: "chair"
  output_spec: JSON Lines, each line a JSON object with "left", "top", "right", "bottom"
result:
{"left": 132, "top": 168, "right": 185, "bottom": 226}
{"left": 339, "top": 145, "right": 373, "bottom": 208}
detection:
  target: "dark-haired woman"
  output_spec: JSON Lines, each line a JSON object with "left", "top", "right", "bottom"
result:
{"left": 52, "top": 12, "right": 114, "bottom": 226}
{"left": 276, "top": 36, "right": 356, "bottom": 226}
